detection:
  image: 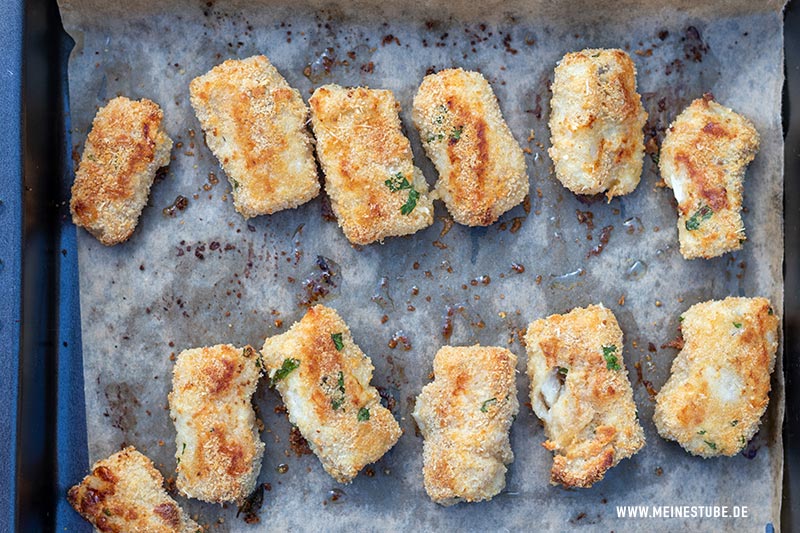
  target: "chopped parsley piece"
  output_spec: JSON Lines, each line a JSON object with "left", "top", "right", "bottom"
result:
{"left": 450, "top": 125, "right": 463, "bottom": 141}
{"left": 678, "top": 315, "right": 684, "bottom": 322}
{"left": 181, "top": 442, "right": 186, "bottom": 455}
{"left": 401, "top": 189, "right": 419, "bottom": 215}
{"left": 602, "top": 345, "right": 621, "bottom": 371}
{"left": 231, "top": 178, "right": 240, "bottom": 191}
{"left": 103, "top": 509, "right": 112, "bottom": 517}
{"left": 480, "top": 398, "right": 497, "bottom": 413}
{"left": 357, "top": 407, "right": 370, "bottom": 421}
{"left": 740, "top": 435, "right": 747, "bottom": 445}
{"left": 385, "top": 173, "right": 411, "bottom": 192}
{"left": 731, "top": 420, "right": 739, "bottom": 427}
{"left": 733, "top": 322, "right": 742, "bottom": 329}
{"left": 337, "top": 371, "right": 345, "bottom": 393}
{"left": 768, "top": 307, "right": 774, "bottom": 315}
{"left": 271, "top": 358, "right": 300, "bottom": 386}
{"left": 427, "top": 133, "right": 444, "bottom": 143}
{"left": 558, "top": 367, "right": 569, "bottom": 376}
{"left": 331, "top": 332, "right": 344, "bottom": 351}
{"left": 331, "top": 398, "right": 344, "bottom": 410}
{"left": 685, "top": 205, "right": 713, "bottom": 231}
{"left": 697, "top": 429, "right": 706, "bottom": 435}
{"left": 591, "top": 52, "right": 601, "bottom": 57}
{"left": 650, "top": 151, "right": 660, "bottom": 165}
{"left": 704, "top": 440, "right": 717, "bottom": 450}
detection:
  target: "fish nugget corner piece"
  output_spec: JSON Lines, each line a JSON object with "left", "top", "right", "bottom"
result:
{"left": 67, "top": 446, "right": 200, "bottom": 533}
{"left": 659, "top": 95, "right": 760, "bottom": 260}
{"left": 412, "top": 345, "right": 519, "bottom": 506}
{"left": 70, "top": 96, "right": 173, "bottom": 245}
{"left": 309, "top": 84, "right": 434, "bottom": 245}
{"left": 412, "top": 68, "right": 528, "bottom": 226}
{"left": 189, "top": 55, "right": 319, "bottom": 219}
{"left": 654, "top": 297, "right": 778, "bottom": 457}
{"left": 548, "top": 48, "right": 647, "bottom": 200}
{"left": 261, "top": 304, "right": 402, "bottom": 482}
{"left": 169, "top": 344, "right": 265, "bottom": 504}
{"left": 525, "top": 304, "right": 645, "bottom": 488}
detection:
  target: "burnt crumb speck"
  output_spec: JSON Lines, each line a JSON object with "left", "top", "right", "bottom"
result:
{"left": 299, "top": 256, "right": 340, "bottom": 307}
{"left": 587, "top": 226, "right": 613, "bottom": 258}
{"left": 289, "top": 426, "right": 312, "bottom": 456}
{"left": 162, "top": 195, "right": 188, "bottom": 217}
{"left": 236, "top": 483, "right": 265, "bottom": 523}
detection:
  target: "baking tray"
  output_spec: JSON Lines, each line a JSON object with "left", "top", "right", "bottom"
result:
{"left": 3, "top": 0, "right": 799, "bottom": 530}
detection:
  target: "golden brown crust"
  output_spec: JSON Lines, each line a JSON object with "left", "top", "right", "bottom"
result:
{"left": 548, "top": 49, "right": 647, "bottom": 199}
{"left": 309, "top": 85, "right": 434, "bottom": 244}
{"left": 654, "top": 297, "right": 778, "bottom": 457}
{"left": 168, "top": 344, "right": 264, "bottom": 504}
{"left": 525, "top": 304, "right": 645, "bottom": 488}
{"left": 67, "top": 446, "right": 200, "bottom": 533}
{"left": 189, "top": 55, "right": 319, "bottom": 218}
{"left": 412, "top": 69, "right": 528, "bottom": 226}
{"left": 261, "top": 305, "right": 402, "bottom": 482}
{"left": 70, "top": 96, "right": 172, "bottom": 245}
{"left": 659, "top": 96, "right": 760, "bottom": 259}
{"left": 412, "top": 345, "right": 519, "bottom": 506}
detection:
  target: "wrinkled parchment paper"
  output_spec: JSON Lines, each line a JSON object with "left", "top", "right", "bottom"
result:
{"left": 59, "top": 0, "right": 786, "bottom": 530}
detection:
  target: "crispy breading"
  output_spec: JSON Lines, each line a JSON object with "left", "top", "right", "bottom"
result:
{"left": 654, "top": 297, "right": 778, "bottom": 457}
{"left": 169, "top": 344, "right": 264, "bottom": 504}
{"left": 525, "top": 304, "right": 645, "bottom": 488}
{"left": 412, "top": 69, "right": 528, "bottom": 226}
{"left": 67, "top": 446, "right": 199, "bottom": 533}
{"left": 548, "top": 49, "right": 647, "bottom": 199}
{"left": 261, "top": 305, "right": 402, "bottom": 482}
{"left": 659, "top": 96, "right": 760, "bottom": 259}
{"left": 309, "top": 85, "right": 434, "bottom": 244}
{"left": 70, "top": 96, "right": 172, "bottom": 245}
{"left": 190, "top": 55, "right": 319, "bottom": 218}
{"left": 412, "top": 345, "right": 519, "bottom": 506}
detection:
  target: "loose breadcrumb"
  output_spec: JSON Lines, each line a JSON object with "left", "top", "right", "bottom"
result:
{"left": 525, "top": 304, "right": 645, "bottom": 488}
{"left": 412, "top": 345, "right": 519, "bottom": 505}
{"left": 70, "top": 96, "right": 172, "bottom": 245}
{"left": 190, "top": 55, "right": 319, "bottom": 218}
{"left": 169, "top": 344, "right": 264, "bottom": 504}
{"left": 548, "top": 49, "right": 647, "bottom": 199}
{"left": 413, "top": 68, "right": 528, "bottom": 226}
{"left": 654, "top": 297, "right": 778, "bottom": 457}
{"left": 67, "top": 446, "right": 200, "bottom": 533}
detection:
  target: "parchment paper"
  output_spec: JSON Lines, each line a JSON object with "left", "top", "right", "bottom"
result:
{"left": 58, "top": 0, "right": 786, "bottom": 530}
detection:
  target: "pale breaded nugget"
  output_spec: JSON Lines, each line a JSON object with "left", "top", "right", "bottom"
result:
{"left": 654, "top": 297, "right": 778, "bottom": 457}
{"left": 412, "top": 68, "right": 528, "bottom": 226}
{"left": 309, "top": 85, "right": 434, "bottom": 244}
{"left": 190, "top": 55, "right": 319, "bottom": 218}
{"left": 525, "top": 304, "right": 645, "bottom": 488}
{"left": 67, "top": 446, "right": 199, "bottom": 533}
{"left": 70, "top": 96, "right": 172, "bottom": 245}
{"left": 548, "top": 49, "right": 647, "bottom": 199}
{"left": 659, "top": 95, "right": 760, "bottom": 260}
{"left": 261, "top": 305, "right": 402, "bottom": 482}
{"left": 412, "top": 345, "right": 519, "bottom": 506}
{"left": 169, "top": 344, "right": 264, "bottom": 504}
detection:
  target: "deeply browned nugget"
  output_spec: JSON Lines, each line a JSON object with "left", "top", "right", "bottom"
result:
{"left": 654, "top": 297, "right": 778, "bottom": 457}
{"left": 309, "top": 85, "right": 434, "bottom": 244}
{"left": 413, "top": 68, "right": 528, "bottom": 226}
{"left": 190, "top": 55, "right": 319, "bottom": 218}
{"left": 659, "top": 95, "right": 760, "bottom": 259}
{"left": 70, "top": 96, "right": 172, "bottom": 245}
{"left": 525, "top": 304, "right": 645, "bottom": 488}
{"left": 67, "top": 446, "right": 199, "bottom": 533}
{"left": 169, "top": 344, "right": 264, "bottom": 504}
{"left": 412, "top": 345, "right": 519, "bottom": 505}
{"left": 261, "top": 305, "right": 402, "bottom": 482}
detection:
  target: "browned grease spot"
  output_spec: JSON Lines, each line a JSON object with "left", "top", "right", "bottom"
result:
{"left": 153, "top": 503, "right": 180, "bottom": 527}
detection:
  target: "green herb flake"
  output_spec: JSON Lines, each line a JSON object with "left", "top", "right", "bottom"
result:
{"left": 740, "top": 435, "right": 747, "bottom": 445}
{"left": 385, "top": 173, "right": 411, "bottom": 192}
{"left": 103, "top": 509, "right": 112, "bottom": 517}
{"left": 685, "top": 205, "right": 713, "bottom": 231}
{"left": 558, "top": 367, "right": 569, "bottom": 376}
{"left": 650, "top": 151, "right": 660, "bottom": 165}
{"left": 480, "top": 398, "right": 497, "bottom": 413}
{"left": 337, "top": 371, "right": 345, "bottom": 393}
{"left": 181, "top": 442, "right": 186, "bottom": 455}
{"left": 591, "top": 52, "right": 601, "bottom": 57}
{"left": 768, "top": 307, "right": 774, "bottom": 315}
{"left": 426, "top": 133, "right": 444, "bottom": 143}
{"left": 357, "top": 407, "right": 370, "bottom": 422}
{"left": 704, "top": 440, "right": 717, "bottom": 450}
{"left": 731, "top": 420, "right": 739, "bottom": 427}
{"left": 602, "top": 345, "right": 621, "bottom": 371}
{"left": 678, "top": 315, "right": 684, "bottom": 322}
{"left": 450, "top": 125, "right": 463, "bottom": 141}
{"left": 331, "top": 332, "right": 344, "bottom": 351}
{"left": 401, "top": 189, "right": 419, "bottom": 216}
{"left": 697, "top": 430, "right": 706, "bottom": 435}
{"left": 733, "top": 322, "right": 742, "bottom": 329}
{"left": 331, "top": 397, "right": 344, "bottom": 410}
{"left": 271, "top": 358, "right": 300, "bottom": 386}
{"left": 231, "top": 178, "right": 240, "bottom": 191}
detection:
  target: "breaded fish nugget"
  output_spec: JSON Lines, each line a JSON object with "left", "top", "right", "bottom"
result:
{"left": 525, "top": 304, "right": 645, "bottom": 488}
{"left": 261, "top": 305, "right": 402, "bottom": 482}
{"left": 659, "top": 95, "right": 760, "bottom": 259}
{"left": 169, "top": 344, "right": 264, "bottom": 504}
{"left": 412, "top": 345, "right": 519, "bottom": 506}
{"left": 654, "top": 297, "right": 778, "bottom": 457}
{"left": 413, "top": 68, "right": 528, "bottom": 226}
{"left": 67, "top": 446, "right": 199, "bottom": 533}
{"left": 309, "top": 85, "right": 434, "bottom": 244}
{"left": 548, "top": 49, "right": 647, "bottom": 199}
{"left": 70, "top": 96, "right": 172, "bottom": 245}
{"left": 190, "top": 55, "right": 319, "bottom": 218}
